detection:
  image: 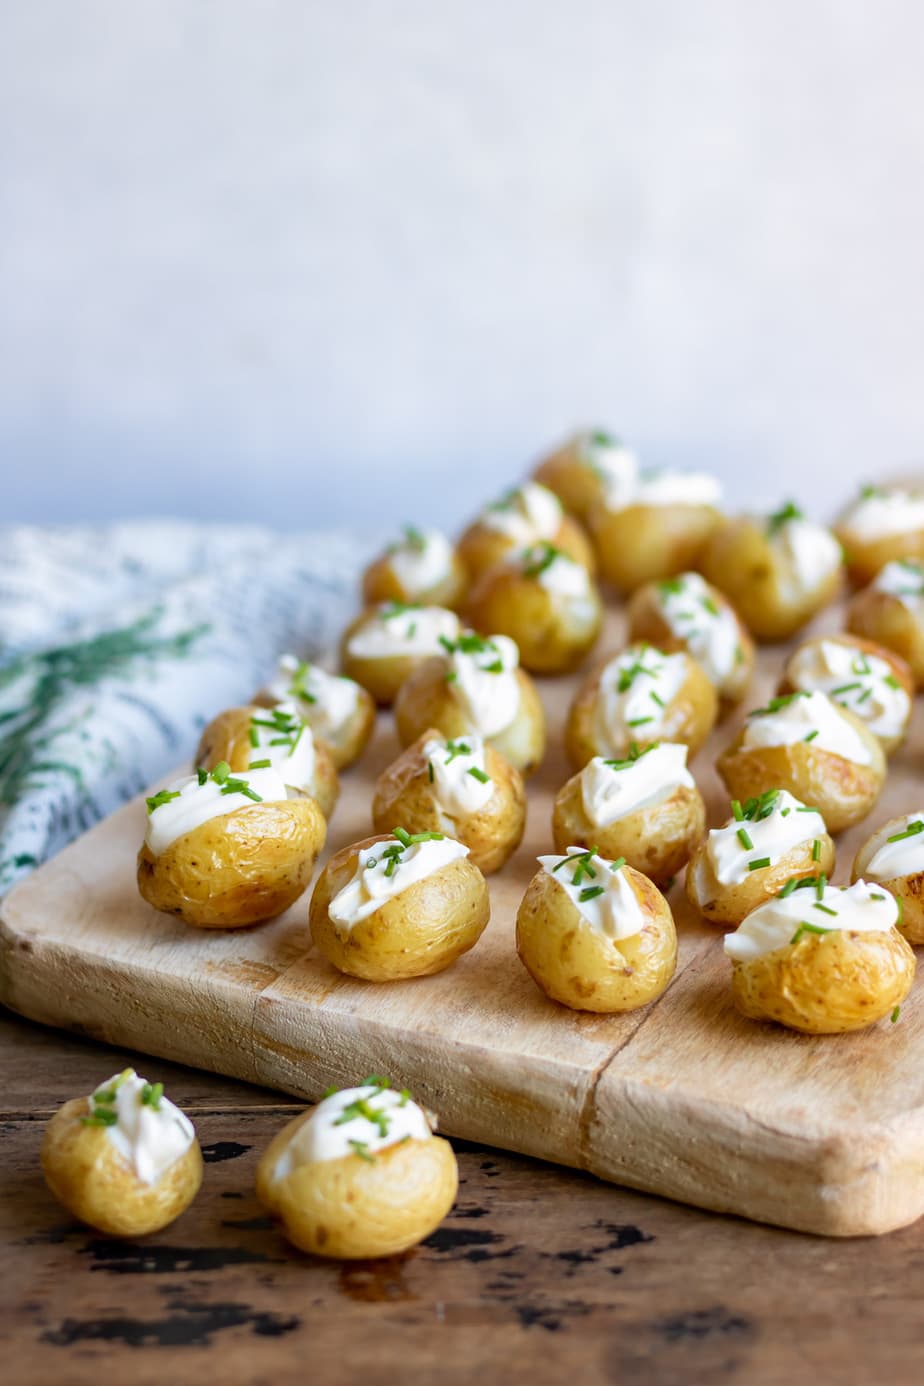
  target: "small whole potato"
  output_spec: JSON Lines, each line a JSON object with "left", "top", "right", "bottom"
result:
{"left": 833, "top": 484, "right": 924, "bottom": 587}
{"left": 565, "top": 643, "right": 718, "bottom": 768}
{"left": 372, "top": 730, "right": 526, "bottom": 874}
{"left": 516, "top": 848, "right": 677, "bottom": 1012}
{"left": 466, "top": 542, "right": 603, "bottom": 674}
{"left": 853, "top": 813, "right": 924, "bottom": 944}
{"left": 456, "top": 481, "right": 595, "bottom": 581}
{"left": 626, "top": 571, "right": 754, "bottom": 710}
{"left": 195, "top": 702, "right": 340, "bottom": 819}
{"left": 846, "top": 559, "right": 924, "bottom": 688}
{"left": 340, "top": 602, "right": 461, "bottom": 707}
{"left": 724, "top": 878, "right": 915, "bottom": 1034}
{"left": 717, "top": 690, "right": 886, "bottom": 836}
{"left": 532, "top": 429, "right": 638, "bottom": 521}
{"left": 309, "top": 830, "right": 490, "bottom": 981}
{"left": 255, "top": 654, "right": 376, "bottom": 770}
{"left": 361, "top": 526, "right": 468, "bottom": 610}
{"left": 778, "top": 633, "right": 913, "bottom": 756}
{"left": 552, "top": 742, "right": 704, "bottom": 886}
{"left": 686, "top": 788, "right": 835, "bottom": 928}
{"left": 588, "top": 469, "right": 723, "bottom": 594}
{"left": 41, "top": 1069, "right": 202, "bottom": 1237}
{"left": 700, "top": 502, "right": 843, "bottom": 642}
{"left": 256, "top": 1081, "right": 458, "bottom": 1259}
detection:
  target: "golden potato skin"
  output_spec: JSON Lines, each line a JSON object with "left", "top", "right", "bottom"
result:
{"left": 589, "top": 503, "right": 723, "bottom": 594}
{"left": 730, "top": 928, "right": 915, "bottom": 1034}
{"left": 393, "top": 656, "right": 546, "bottom": 776}
{"left": 686, "top": 831, "right": 836, "bottom": 928}
{"left": 339, "top": 609, "right": 455, "bottom": 707}
{"left": 41, "top": 1097, "right": 202, "bottom": 1237}
{"left": 533, "top": 441, "right": 612, "bottom": 521}
{"left": 847, "top": 585, "right": 924, "bottom": 688}
{"left": 456, "top": 512, "right": 595, "bottom": 582}
{"left": 778, "top": 634, "right": 913, "bottom": 755}
{"left": 257, "top": 1116, "right": 458, "bottom": 1259}
{"left": 626, "top": 578, "right": 755, "bottom": 709}
{"left": 853, "top": 819, "right": 924, "bottom": 944}
{"left": 138, "top": 796, "right": 326, "bottom": 929}
{"left": 700, "top": 516, "right": 842, "bottom": 642}
{"left": 195, "top": 705, "right": 340, "bottom": 819}
{"left": 465, "top": 566, "right": 602, "bottom": 675}
{"left": 253, "top": 680, "right": 375, "bottom": 771}
{"left": 309, "top": 834, "right": 490, "bottom": 980}
{"left": 834, "top": 525, "right": 924, "bottom": 589}
{"left": 372, "top": 731, "right": 526, "bottom": 875}
{"left": 716, "top": 719, "right": 886, "bottom": 836}
{"left": 361, "top": 547, "right": 468, "bottom": 612}
{"left": 516, "top": 866, "right": 677, "bottom": 1012}
{"left": 552, "top": 772, "right": 705, "bottom": 886}
{"left": 565, "top": 652, "right": 718, "bottom": 768}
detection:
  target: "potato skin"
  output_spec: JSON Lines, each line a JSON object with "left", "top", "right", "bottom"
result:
{"left": 626, "top": 578, "right": 755, "bottom": 710}
{"left": 516, "top": 866, "right": 677, "bottom": 1012}
{"left": 372, "top": 731, "right": 526, "bottom": 875}
{"left": 700, "top": 516, "right": 842, "bottom": 642}
{"left": 589, "top": 503, "right": 723, "bottom": 594}
{"left": 465, "top": 566, "right": 602, "bottom": 675}
{"left": 533, "top": 442, "right": 612, "bottom": 521}
{"left": 730, "top": 928, "right": 915, "bottom": 1034}
{"left": 552, "top": 772, "right": 705, "bottom": 886}
{"left": 778, "top": 634, "right": 913, "bottom": 755}
{"left": 309, "top": 834, "right": 490, "bottom": 981}
{"left": 686, "top": 831, "right": 836, "bottom": 928}
{"left": 565, "top": 652, "right": 718, "bottom": 768}
{"left": 834, "top": 524, "right": 924, "bottom": 589}
{"left": 716, "top": 719, "right": 886, "bottom": 835}
{"left": 41, "top": 1097, "right": 202, "bottom": 1237}
{"left": 256, "top": 1115, "right": 458, "bottom": 1259}
{"left": 340, "top": 610, "right": 453, "bottom": 707}
{"left": 394, "top": 656, "right": 546, "bottom": 776}
{"left": 137, "top": 796, "right": 326, "bottom": 929}
{"left": 847, "top": 585, "right": 924, "bottom": 688}
{"left": 853, "top": 818, "right": 924, "bottom": 944}
{"left": 456, "top": 512, "right": 595, "bottom": 582}
{"left": 195, "top": 705, "right": 340, "bottom": 819}
{"left": 253, "top": 680, "right": 375, "bottom": 771}
{"left": 361, "top": 547, "right": 468, "bottom": 611}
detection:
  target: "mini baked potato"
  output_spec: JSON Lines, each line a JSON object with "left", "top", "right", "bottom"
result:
{"left": 778, "top": 633, "right": 913, "bottom": 756}
{"left": 700, "top": 502, "right": 843, "bottom": 642}
{"left": 716, "top": 690, "right": 886, "bottom": 835}
{"left": 532, "top": 429, "right": 638, "bottom": 521}
{"left": 724, "top": 878, "right": 915, "bottom": 1033}
{"left": 685, "top": 788, "right": 835, "bottom": 928}
{"left": 41, "top": 1069, "right": 202, "bottom": 1237}
{"left": 394, "top": 632, "right": 546, "bottom": 775}
{"left": 833, "top": 484, "right": 924, "bottom": 587}
{"left": 588, "top": 469, "right": 723, "bottom": 594}
{"left": 626, "top": 571, "right": 754, "bottom": 709}
{"left": 853, "top": 814, "right": 924, "bottom": 945}
{"left": 846, "top": 559, "right": 924, "bottom": 688}
{"left": 372, "top": 730, "right": 526, "bottom": 874}
{"left": 195, "top": 702, "right": 340, "bottom": 819}
{"left": 138, "top": 764, "right": 326, "bottom": 928}
{"left": 340, "top": 602, "right": 461, "bottom": 706}
{"left": 256, "top": 654, "right": 376, "bottom": 770}
{"left": 565, "top": 643, "right": 718, "bottom": 767}
{"left": 552, "top": 742, "right": 704, "bottom": 886}
{"left": 456, "top": 481, "right": 595, "bottom": 581}
{"left": 361, "top": 525, "right": 468, "bottom": 610}
{"left": 465, "top": 542, "right": 603, "bottom": 674}
{"left": 516, "top": 848, "right": 677, "bottom": 1012}
{"left": 309, "top": 829, "right": 490, "bottom": 981}
{"left": 256, "top": 1080, "right": 457, "bottom": 1259}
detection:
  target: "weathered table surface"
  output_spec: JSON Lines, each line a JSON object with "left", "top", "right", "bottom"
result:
{"left": 2, "top": 1009, "right": 922, "bottom": 1385}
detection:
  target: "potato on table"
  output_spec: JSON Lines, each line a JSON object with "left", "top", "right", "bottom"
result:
{"left": 340, "top": 602, "right": 461, "bottom": 707}
{"left": 853, "top": 814, "right": 924, "bottom": 944}
{"left": 779, "top": 633, "right": 912, "bottom": 756}
{"left": 361, "top": 525, "right": 467, "bottom": 611}
{"left": 847, "top": 558, "right": 924, "bottom": 688}
{"left": 834, "top": 483, "right": 924, "bottom": 587}
{"left": 196, "top": 701, "right": 339, "bottom": 819}
{"left": 456, "top": 480, "right": 595, "bottom": 581}
{"left": 588, "top": 467, "right": 723, "bottom": 594}
{"left": 532, "top": 428, "right": 638, "bottom": 522}
{"left": 257, "top": 653, "right": 375, "bottom": 769}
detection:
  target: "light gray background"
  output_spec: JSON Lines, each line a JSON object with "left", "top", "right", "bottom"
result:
{"left": 3, "top": 2, "right": 923, "bottom": 536}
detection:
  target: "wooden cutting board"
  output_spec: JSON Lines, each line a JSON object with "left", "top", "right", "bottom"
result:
{"left": 3, "top": 603, "right": 924, "bottom": 1238}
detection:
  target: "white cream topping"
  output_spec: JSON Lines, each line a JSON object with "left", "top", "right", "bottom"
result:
{"left": 145, "top": 766, "right": 288, "bottom": 856}
{"left": 88, "top": 1069, "right": 195, "bottom": 1185}
{"left": 267, "top": 655, "right": 362, "bottom": 742}
{"left": 724, "top": 879, "right": 898, "bottom": 962}
{"left": 766, "top": 512, "right": 842, "bottom": 593}
{"left": 248, "top": 701, "right": 316, "bottom": 790}
{"left": 633, "top": 468, "right": 722, "bottom": 507}
{"left": 596, "top": 645, "right": 689, "bottom": 752}
{"left": 272, "top": 1085, "right": 433, "bottom": 1181}
{"left": 579, "top": 744, "right": 694, "bottom": 827}
{"left": 706, "top": 790, "right": 825, "bottom": 886}
{"left": 422, "top": 735, "right": 494, "bottom": 817}
{"left": 447, "top": 633, "right": 521, "bottom": 738}
{"left": 786, "top": 640, "right": 910, "bottom": 740}
{"left": 576, "top": 431, "right": 639, "bottom": 507}
{"left": 539, "top": 848, "right": 647, "bottom": 940}
{"left": 347, "top": 604, "right": 460, "bottom": 659}
{"left": 863, "top": 815, "right": 924, "bottom": 881}
{"left": 741, "top": 690, "right": 873, "bottom": 766}
{"left": 838, "top": 488, "right": 924, "bottom": 541}
{"left": 517, "top": 544, "right": 593, "bottom": 598}
{"left": 655, "top": 572, "right": 741, "bottom": 686}
{"left": 873, "top": 558, "right": 924, "bottom": 619}
{"left": 387, "top": 527, "right": 455, "bottom": 596}
{"left": 328, "top": 834, "right": 470, "bottom": 932}
{"left": 480, "top": 482, "right": 563, "bottom": 545}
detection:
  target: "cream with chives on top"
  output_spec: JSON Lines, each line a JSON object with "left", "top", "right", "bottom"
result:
{"left": 847, "top": 558, "right": 924, "bottom": 689}
{"left": 778, "top": 633, "right": 913, "bottom": 756}
{"left": 256, "top": 653, "right": 375, "bottom": 769}
{"left": 195, "top": 701, "right": 340, "bottom": 819}
{"left": 532, "top": 428, "right": 639, "bottom": 522}
{"left": 361, "top": 525, "right": 468, "bottom": 611}
{"left": 339, "top": 602, "right": 461, "bottom": 706}
{"left": 834, "top": 483, "right": 924, "bottom": 587}
{"left": 256, "top": 1078, "right": 458, "bottom": 1259}
{"left": 456, "top": 480, "right": 596, "bottom": 581}
{"left": 853, "top": 814, "right": 924, "bottom": 944}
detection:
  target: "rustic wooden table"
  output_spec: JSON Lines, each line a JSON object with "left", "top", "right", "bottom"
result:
{"left": 2, "top": 1008, "right": 922, "bottom": 1386}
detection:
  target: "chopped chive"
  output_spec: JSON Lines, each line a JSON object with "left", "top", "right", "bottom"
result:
{"left": 348, "top": 1140, "right": 376, "bottom": 1163}
{"left": 145, "top": 788, "right": 181, "bottom": 813}
{"left": 197, "top": 767, "right": 208, "bottom": 785}
{"left": 803, "top": 730, "right": 819, "bottom": 742}
{"left": 609, "top": 856, "right": 626, "bottom": 872}
{"left": 731, "top": 800, "right": 744, "bottom": 821}
{"left": 891, "top": 1005, "right": 901, "bottom": 1024}
{"left": 887, "top": 820, "right": 924, "bottom": 843}
{"left": 812, "top": 839, "right": 821, "bottom": 862}
{"left": 777, "top": 877, "right": 800, "bottom": 898}
{"left": 140, "top": 1081, "right": 164, "bottom": 1110}
{"left": 813, "top": 903, "right": 838, "bottom": 916}
{"left": 830, "top": 682, "right": 861, "bottom": 696}
{"left": 627, "top": 716, "right": 654, "bottom": 727}
{"left": 248, "top": 758, "right": 272, "bottom": 770}
{"left": 884, "top": 674, "right": 902, "bottom": 690}
{"left": 650, "top": 690, "right": 665, "bottom": 707}
{"left": 736, "top": 828, "right": 754, "bottom": 851}
{"left": 790, "top": 921, "right": 834, "bottom": 944}
{"left": 748, "top": 857, "right": 771, "bottom": 871}
{"left": 579, "top": 886, "right": 605, "bottom": 902}
{"left": 249, "top": 726, "right": 260, "bottom": 748}
{"left": 467, "top": 766, "right": 490, "bottom": 783}
{"left": 211, "top": 760, "right": 231, "bottom": 785}
{"left": 427, "top": 760, "right": 434, "bottom": 783}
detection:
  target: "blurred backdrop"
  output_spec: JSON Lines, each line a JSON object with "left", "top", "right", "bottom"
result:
{"left": 3, "top": 1, "right": 924, "bottom": 535}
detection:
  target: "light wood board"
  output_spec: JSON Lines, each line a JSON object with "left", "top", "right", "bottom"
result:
{"left": 3, "top": 604, "right": 924, "bottom": 1237}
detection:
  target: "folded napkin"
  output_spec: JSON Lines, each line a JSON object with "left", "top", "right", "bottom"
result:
{"left": 0, "top": 521, "right": 371, "bottom": 894}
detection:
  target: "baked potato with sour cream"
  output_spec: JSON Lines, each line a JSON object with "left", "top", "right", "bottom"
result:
{"left": 339, "top": 603, "right": 461, "bottom": 707}
{"left": 588, "top": 497, "right": 723, "bottom": 595}
{"left": 626, "top": 572, "right": 754, "bottom": 710}
{"left": 254, "top": 655, "right": 376, "bottom": 771}
{"left": 532, "top": 430, "right": 638, "bottom": 522}
{"left": 361, "top": 526, "right": 468, "bottom": 611}
{"left": 777, "top": 633, "right": 913, "bottom": 757}
{"left": 456, "top": 481, "right": 596, "bottom": 581}
{"left": 846, "top": 560, "right": 924, "bottom": 688}
{"left": 195, "top": 704, "right": 340, "bottom": 820}
{"left": 853, "top": 815, "right": 924, "bottom": 944}
{"left": 833, "top": 485, "right": 924, "bottom": 588}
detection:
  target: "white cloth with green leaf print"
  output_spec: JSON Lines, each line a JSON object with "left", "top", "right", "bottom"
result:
{"left": 0, "top": 521, "right": 371, "bottom": 894}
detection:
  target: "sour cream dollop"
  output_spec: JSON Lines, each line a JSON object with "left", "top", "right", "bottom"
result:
{"left": 785, "top": 640, "right": 909, "bottom": 741}
{"left": 265, "top": 655, "right": 362, "bottom": 742}
{"left": 741, "top": 690, "right": 873, "bottom": 766}
{"left": 248, "top": 701, "right": 316, "bottom": 790}
{"left": 595, "top": 645, "right": 689, "bottom": 752}
{"left": 579, "top": 743, "right": 694, "bottom": 827}
{"left": 837, "top": 487, "right": 924, "bottom": 542}
{"left": 480, "top": 482, "right": 563, "bottom": 545}
{"left": 328, "top": 834, "right": 469, "bottom": 932}
{"left": 654, "top": 572, "right": 741, "bottom": 686}
{"left": 422, "top": 734, "right": 494, "bottom": 818}
{"left": 272, "top": 1084, "right": 433, "bottom": 1180}
{"left": 387, "top": 527, "right": 455, "bottom": 596}
{"left": 87, "top": 1069, "right": 195, "bottom": 1185}
{"left": 764, "top": 506, "right": 842, "bottom": 593}
{"left": 347, "top": 604, "right": 460, "bottom": 659}
{"left": 705, "top": 789, "right": 825, "bottom": 886}
{"left": 632, "top": 469, "right": 722, "bottom": 507}
{"left": 539, "top": 848, "right": 646, "bottom": 940}
{"left": 575, "top": 431, "right": 639, "bottom": 507}
{"left": 145, "top": 766, "right": 288, "bottom": 856}
{"left": 873, "top": 558, "right": 924, "bottom": 620}
{"left": 862, "top": 814, "right": 924, "bottom": 881}
{"left": 724, "top": 879, "right": 898, "bottom": 962}
{"left": 516, "top": 543, "right": 593, "bottom": 599}
{"left": 446, "top": 633, "right": 522, "bottom": 738}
